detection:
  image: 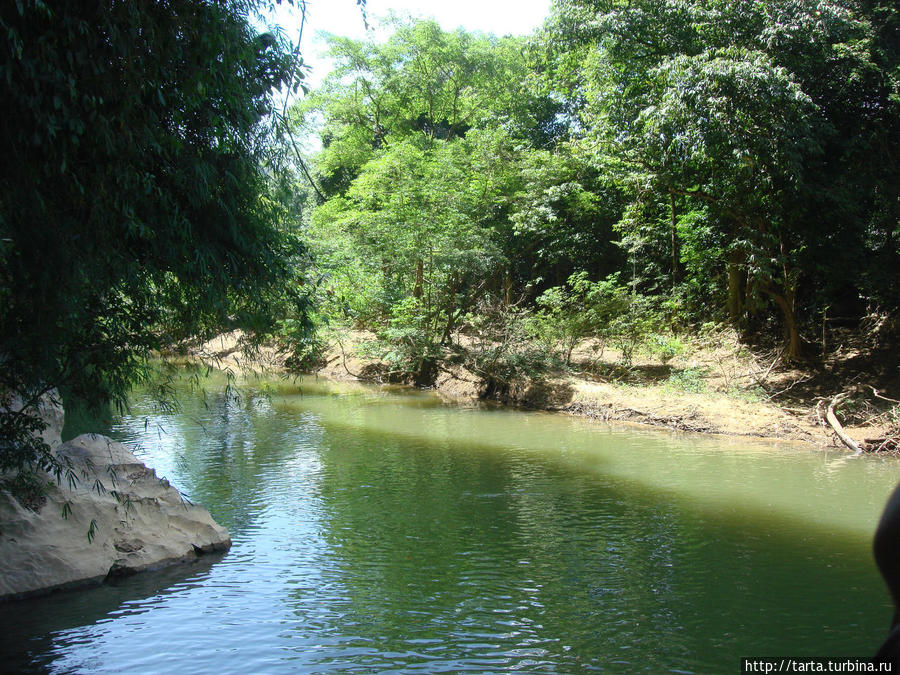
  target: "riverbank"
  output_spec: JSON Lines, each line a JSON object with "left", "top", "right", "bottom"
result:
{"left": 199, "top": 329, "right": 900, "bottom": 451}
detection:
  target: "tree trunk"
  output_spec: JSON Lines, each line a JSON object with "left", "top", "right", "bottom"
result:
{"left": 413, "top": 258, "right": 424, "bottom": 299}
{"left": 669, "top": 192, "right": 681, "bottom": 287}
{"left": 441, "top": 272, "right": 459, "bottom": 345}
{"left": 726, "top": 250, "right": 746, "bottom": 327}
{"left": 761, "top": 282, "right": 802, "bottom": 359}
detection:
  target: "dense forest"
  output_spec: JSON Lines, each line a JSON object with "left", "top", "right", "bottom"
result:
{"left": 288, "top": 0, "right": 900, "bottom": 386}
{"left": 1, "top": 0, "right": 899, "bottom": 478}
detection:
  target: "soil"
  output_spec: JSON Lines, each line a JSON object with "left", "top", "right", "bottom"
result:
{"left": 197, "top": 327, "right": 900, "bottom": 452}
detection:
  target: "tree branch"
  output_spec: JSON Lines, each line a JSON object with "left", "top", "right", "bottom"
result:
{"left": 824, "top": 393, "right": 862, "bottom": 454}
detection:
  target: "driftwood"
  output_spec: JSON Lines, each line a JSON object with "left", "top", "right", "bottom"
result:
{"left": 865, "top": 437, "right": 900, "bottom": 453}
{"left": 823, "top": 392, "right": 862, "bottom": 454}
{"left": 869, "top": 386, "right": 900, "bottom": 405}
{"left": 859, "top": 385, "right": 900, "bottom": 452}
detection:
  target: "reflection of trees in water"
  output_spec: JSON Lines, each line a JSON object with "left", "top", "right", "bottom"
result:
{"left": 301, "top": 417, "right": 887, "bottom": 671}
{"left": 300, "top": 421, "right": 694, "bottom": 670}
{"left": 92, "top": 379, "right": 890, "bottom": 670}
{"left": 0, "top": 551, "right": 226, "bottom": 673}
{"left": 114, "top": 380, "right": 314, "bottom": 536}
{"left": 298, "top": 426, "right": 537, "bottom": 668}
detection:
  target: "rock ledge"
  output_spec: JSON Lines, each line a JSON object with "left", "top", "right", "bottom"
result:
{"left": 0, "top": 433, "right": 231, "bottom": 601}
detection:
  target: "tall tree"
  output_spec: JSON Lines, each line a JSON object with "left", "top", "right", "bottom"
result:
{"left": 0, "top": 0, "right": 306, "bottom": 472}
{"left": 297, "top": 18, "right": 565, "bottom": 197}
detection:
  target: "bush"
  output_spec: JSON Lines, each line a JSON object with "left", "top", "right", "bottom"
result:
{"left": 277, "top": 317, "right": 327, "bottom": 372}
{"left": 530, "top": 272, "right": 629, "bottom": 363}
{"left": 464, "top": 303, "right": 558, "bottom": 396}
{"left": 362, "top": 298, "right": 443, "bottom": 385}
{"left": 665, "top": 368, "right": 707, "bottom": 393}
{"left": 646, "top": 334, "right": 687, "bottom": 363}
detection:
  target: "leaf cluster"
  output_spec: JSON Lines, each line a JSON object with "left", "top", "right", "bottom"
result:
{"left": 1, "top": 0, "right": 309, "bottom": 469}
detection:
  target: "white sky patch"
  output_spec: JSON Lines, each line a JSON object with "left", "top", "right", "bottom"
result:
{"left": 265, "top": 0, "right": 552, "bottom": 88}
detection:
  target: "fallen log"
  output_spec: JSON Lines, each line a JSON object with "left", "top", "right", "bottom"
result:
{"left": 825, "top": 392, "right": 862, "bottom": 454}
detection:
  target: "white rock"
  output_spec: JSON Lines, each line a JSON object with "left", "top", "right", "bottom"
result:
{"left": 0, "top": 434, "right": 231, "bottom": 600}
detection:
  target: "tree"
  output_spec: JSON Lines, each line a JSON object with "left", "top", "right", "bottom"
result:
{"left": 308, "top": 133, "right": 503, "bottom": 382}
{"left": 542, "top": 0, "right": 900, "bottom": 357}
{"left": 0, "top": 0, "right": 307, "bottom": 475}
{"left": 297, "top": 19, "right": 575, "bottom": 381}
{"left": 626, "top": 48, "right": 823, "bottom": 357}
{"left": 296, "top": 18, "right": 564, "bottom": 196}
{"left": 507, "top": 146, "right": 624, "bottom": 293}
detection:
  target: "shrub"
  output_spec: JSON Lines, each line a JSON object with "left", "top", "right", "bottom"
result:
{"left": 665, "top": 368, "right": 707, "bottom": 393}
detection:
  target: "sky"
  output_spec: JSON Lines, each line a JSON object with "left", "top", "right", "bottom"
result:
{"left": 266, "top": 0, "right": 553, "bottom": 87}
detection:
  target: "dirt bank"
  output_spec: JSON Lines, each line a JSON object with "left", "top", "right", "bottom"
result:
{"left": 199, "top": 330, "right": 897, "bottom": 451}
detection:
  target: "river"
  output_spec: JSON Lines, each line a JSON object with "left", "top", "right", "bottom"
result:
{"left": 2, "top": 375, "right": 899, "bottom": 673}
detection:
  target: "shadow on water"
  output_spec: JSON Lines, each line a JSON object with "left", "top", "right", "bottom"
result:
{"left": 293, "top": 417, "right": 892, "bottom": 672}
{"left": 0, "top": 552, "right": 227, "bottom": 674}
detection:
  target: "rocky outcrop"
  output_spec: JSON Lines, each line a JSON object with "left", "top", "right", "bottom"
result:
{"left": 0, "top": 432, "right": 231, "bottom": 601}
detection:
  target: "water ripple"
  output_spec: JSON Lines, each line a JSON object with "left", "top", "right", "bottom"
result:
{"left": 1, "top": 379, "right": 895, "bottom": 673}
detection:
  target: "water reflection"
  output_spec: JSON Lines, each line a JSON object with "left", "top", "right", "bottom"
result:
{"left": 1, "top": 375, "right": 897, "bottom": 673}
{"left": 0, "top": 553, "right": 225, "bottom": 674}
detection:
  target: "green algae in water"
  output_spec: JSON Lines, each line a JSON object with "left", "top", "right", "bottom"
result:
{"left": 2, "top": 376, "right": 898, "bottom": 673}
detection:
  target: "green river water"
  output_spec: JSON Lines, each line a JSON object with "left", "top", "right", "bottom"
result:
{"left": 2, "top": 375, "right": 900, "bottom": 673}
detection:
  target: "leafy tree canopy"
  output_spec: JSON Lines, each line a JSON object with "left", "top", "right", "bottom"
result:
{"left": 0, "top": 0, "right": 309, "bottom": 472}
{"left": 541, "top": 0, "right": 900, "bottom": 356}
{"left": 293, "top": 16, "right": 568, "bottom": 198}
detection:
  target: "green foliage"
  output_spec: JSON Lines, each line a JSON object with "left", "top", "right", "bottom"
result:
{"left": 1, "top": 0, "right": 310, "bottom": 471}
{"left": 647, "top": 335, "right": 687, "bottom": 364}
{"left": 296, "top": 4, "right": 898, "bottom": 388}
{"left": 727, "top": 383, "right": 766, "bottom": 403}
{"left": 607, "top": 292, "right": 662, "bottom": 365}
{"left": 277, "top": 317, "right": 327, "bottom": 372}
{"left": 307, "top": 130, "right": 505, "bottom": 381}
{"left": 528, "top": 285, "right": 586, "bottom": 364}
{"left": 364, "top": 297, "right": 444, "bottom": 384}
{"left": 302, "top": 18, "right": 533, "bottom": 191}
{"left": 542, "top": 0, "right": 900, "bottom": 356}
{"left": 665, "top": 368, "right": 707, "bottom": 394}
{"left": 507, "top": 148, "right": 625, "bottom": 290}
{"left": 87, "top": 519, "right": 98, "bottom": 544}
{"left": 0, "top": 400, "right": 52, "bottom": 475}
{"left": 528, "top": 271, "right": 669, "bottom": 366}
{"left": 530, "top": 272, "right": 625, "bottom": 363}
{"left": 464, "top": 303, "right": 558, "bottom": 397}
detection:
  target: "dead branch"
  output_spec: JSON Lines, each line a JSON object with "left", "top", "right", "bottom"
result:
{"left": 866, "top": 437, "right": 899, "bottom": 453}
{"left": 779, "top": 406, "right": 812, "bottom": 415}
{"left": 755, "top": 348, "right": 784, "bottom": 387}
{"left": 335, "top": 334, "right": 361, "bottom": 379}
{"left": 869, "top": 386, "right": 900, "bottom": 405}
{"left": 766, "top": 375, "right": 812, "bottom": 400}
{"left": 825, "top": 392, "right": 862, "bottom": 454}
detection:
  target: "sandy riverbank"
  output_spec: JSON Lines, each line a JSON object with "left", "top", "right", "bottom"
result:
{"left": 198, "top": 329, "right": 895, "bottom": 450}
